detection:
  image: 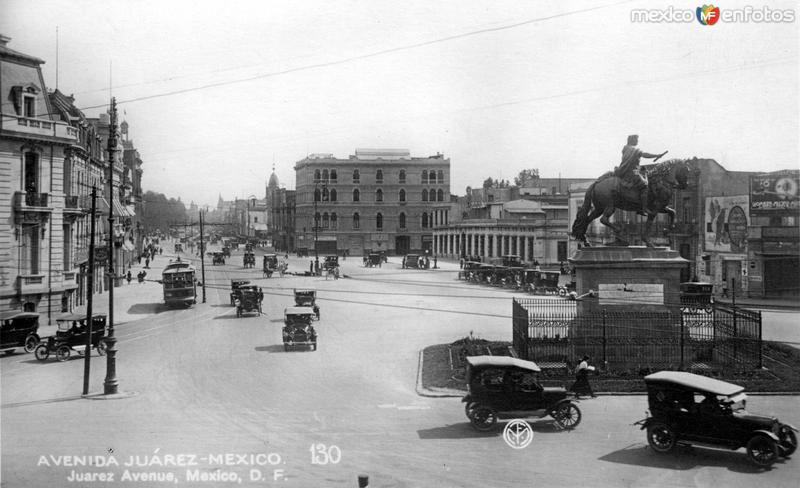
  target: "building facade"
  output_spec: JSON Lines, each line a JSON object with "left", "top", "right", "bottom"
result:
{"left": 294, "top": 149, "right": 450, "bottom": 256}
{"left": 266, "top": 169, "right": 296, "bottom": 253}
{"left": 1, "top": 35, "right": 78, "bottom": 319}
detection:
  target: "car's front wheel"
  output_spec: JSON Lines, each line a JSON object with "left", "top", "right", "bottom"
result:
{"left": 553, "top": 402, "right": 582, "bottom": 430}
{"left": 34, "top": 345, "right": 50, "bottom": 361}
{"left": 647, "top": 422, "right": 677, "bottom": 453}
{"left": 747, "top": 434, "right": 779, "bottom": 467}
{"left": 24, "top": 334, "right": 39, "bottom": 353}
{"left": 778, "top": 426, "right": 797, "bottom": 457}
{"left": 96, "top": 339, "right": 108, "bottom": 356}
{"left": 469, "top": 406, "right": 498, "bottom": 431}
{"left": 464, "top": 402, "right": 478, "bottom": 420}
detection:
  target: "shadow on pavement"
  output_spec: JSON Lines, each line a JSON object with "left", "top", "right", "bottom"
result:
{"left": 127, "top": 303, "right": 169, "bottom": 314}
{"left": 255, "top": 345, "right": 289, "bottom": 353}
{"left": 417, "top": 423, "right": 498, "bottom": 440}
{"left": 2, "top": 394, "right": 85, "bottom": 409}
{"left": 598, "top": 443, "right": 774, "bottom": 473}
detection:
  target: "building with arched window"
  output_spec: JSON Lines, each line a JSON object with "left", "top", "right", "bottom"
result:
{"left": 294, "top": 149, "right": 450, "bottom": 255}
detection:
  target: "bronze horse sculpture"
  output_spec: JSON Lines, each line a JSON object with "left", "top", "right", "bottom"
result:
{"left": 572, "top": 159, "right": 690, "bottom": 247}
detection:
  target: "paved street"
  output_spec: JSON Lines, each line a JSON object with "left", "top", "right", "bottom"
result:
{"left": 2, "top": 248, "right": 798, "bottom": 487}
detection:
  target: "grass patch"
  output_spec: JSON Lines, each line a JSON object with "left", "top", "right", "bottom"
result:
{"left": 422, "top": 338, "right": 800, "bottom": 393}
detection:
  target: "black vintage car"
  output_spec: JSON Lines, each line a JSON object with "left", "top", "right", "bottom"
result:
{"left": 282, "top": 306, "right": 317, "bottom": 351}
{"left": 230, "top": 279, "right": 251, "bottom": 306}
{"left": 0, "top": 311, "right": 41, "bottom": 354}
{"left": 293, "top": 289, "right": 320, "bottom": 320}
{"left": 679, "top": 281, "right": 714, "bottom": 313}
{"left": 403, "top": 254, "right": 421, "bottom": 269}
{"left": 243, "top": 252, "right": 256, "bottom": 268}
{"left": 35, "top": 313, "right": 108, "bottom": 362}
{"left": 235, "top": 285, "right": 263, "bottom": 317}
{"left": 636, "top": 371, "right": 797, "bottom": 467}
{"left": 462, "top": 356, "right": 582, "bottom": 431}
{"left": 322, "top": 255, "right": 339, "bottom": 271}
{"left": 364, "top": 253, "right": 382, "bottom": 267}
{"left": 211, "top": 252, "right": 225, "bottom": 265}
{"left": 221, "top": 246, "right": 231, "bottom": 258}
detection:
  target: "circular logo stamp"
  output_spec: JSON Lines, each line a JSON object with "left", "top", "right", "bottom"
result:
{"left": 503, "top": 419, "right": 534, "bottom": 449}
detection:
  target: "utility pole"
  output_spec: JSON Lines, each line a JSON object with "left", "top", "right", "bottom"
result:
{"left": 82, "top": 187, "right": 97, "bottom": 395}
{"left": 104, "top": 97, "right": 119, "bottom": 395}
{"left": 199, "top": 211, "right": 207, "bottom": 303}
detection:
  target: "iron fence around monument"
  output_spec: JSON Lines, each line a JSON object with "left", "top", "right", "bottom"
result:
{"left": 512, "top": 298, "right": 762, "bottom": 371}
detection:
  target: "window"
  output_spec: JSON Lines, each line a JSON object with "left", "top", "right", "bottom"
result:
{"left": 353, "top": 213, "right": 360, "bottom": 229}
{"left": 24, "top": 152, "right": 38, "bottom": 193}
{"left": 376, "top": 169, "right": 383, "bottom": 184}
{"left": 330, "top": 169, "right": 337, "bottom": 182}
{"left": 353, "top": 169, "right": 360, "bottom": 183}
{"left": 437, "top": 189, "right": 444, "bottom": 202}
{"left": 21, "top": 225, "right": 40, "bottom": 274}
{"left": 399, "top": 169, "right": 406, "bottom": 184}
{"left": 422, "top": 213, "right": 429, "bottom": 228}
{"left": 376, "top": 213, "right": 383, "bottom": 230}
{"left": 322, "top": 187, "right": 329, "bottom": 201}
{"left": 322, "top": 169, "right": 329, "bottom": 182}
{"left": 254, "top": 217, "right": 258, "bottom": 223}
{"left": 422, "top": 189, "right": 428, "bottom": 202}
{"left": 376, "top": 189, "right": 383, "bottom": 202}
{"left": 322, "top": 213, "right": 329, "bottom": 229}
{"left": 331, "top": 213, "right": 338, "bottom": 229}
{"left": 353, "top": 189, "right": 360, "bottom": 202}
{"left": 314, "top": 188, "right": 321, "bottom": 202}
{"left": 314, "top": 212, "right": 321, "bottom": 228}
{"left": 23, "top": 94, "right": 36, "bottom": 117}
{"left": 437, "top": 170, "right": 444, "bottom": 183}
{"left": 330, "top": 188, "right": 337, "bottom": 202}
{"left": 314, "top": 169, "right": 321, "bottom": 182}
{"left": 399, "top": 213, "right": 406, "bottom": 229}
{"left": 422, "top": 170, "right": 428, "bottom": 184}
{"left": 399, "top": 189, "right": 406, "bottom": 202}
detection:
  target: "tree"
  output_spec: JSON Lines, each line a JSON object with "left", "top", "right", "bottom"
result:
{"left": 514, "top": 168, "right": 540, "bottom": 187}
{"left": 142, "top": 191, "right": 189, "bottom": 233}
{"left": 482, "top": 177, "right": 494, "bottom": 189}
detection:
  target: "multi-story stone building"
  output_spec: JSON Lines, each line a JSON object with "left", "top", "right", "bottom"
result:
{"left": 1, "top": 35, "right": 78, "bottom": 319}
{"left": 294, "top": 149, "right": 450, "bottom": 256}
{"left": 266, "top": 169, "right": 295, "bottom": 253}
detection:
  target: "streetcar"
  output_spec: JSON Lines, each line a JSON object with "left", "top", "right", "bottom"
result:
{"left": 161, "top": 258, "right": 197, "bottom": 307}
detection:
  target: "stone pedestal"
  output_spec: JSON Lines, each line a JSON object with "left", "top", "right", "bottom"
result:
{"left": 569, "top": 246, "right": 688, "bottom": 316}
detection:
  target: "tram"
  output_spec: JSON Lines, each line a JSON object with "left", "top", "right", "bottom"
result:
{"left": 161, "top": 258, "right": 197, "bottom": 307}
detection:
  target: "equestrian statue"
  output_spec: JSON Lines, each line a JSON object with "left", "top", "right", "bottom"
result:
{"left": 571, "top": 135, "right": 690, "bottom": 247}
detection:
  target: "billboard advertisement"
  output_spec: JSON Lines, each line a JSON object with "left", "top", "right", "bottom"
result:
{"left": 705, "top": 196, "right": 749, "bottom": 253}
{"left": 750, "top": 170, "right": 800, "bottom": 211}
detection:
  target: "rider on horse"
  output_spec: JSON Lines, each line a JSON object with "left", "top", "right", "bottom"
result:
{"left": 616, "top": 135, "right": 667, "bottom": 215}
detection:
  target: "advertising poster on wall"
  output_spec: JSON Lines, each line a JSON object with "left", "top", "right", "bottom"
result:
{"left": 704, "top": 196, "right": 750, "bottom": 253}
{"left": 750, "top": 170, "right": 800, "bottom": 211}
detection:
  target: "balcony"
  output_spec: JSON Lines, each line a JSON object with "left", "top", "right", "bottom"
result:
{"left": 17, "top": 274, "right": 48, "bottom": 294}
{"left": 13, "top": 192, "right": 52, "bottom": 224}
{"left": 1, "top": 114, "right": 77, "bottom": 142}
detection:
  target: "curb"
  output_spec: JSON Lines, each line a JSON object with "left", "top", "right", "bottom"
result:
{"left": 415, "top": 349, "right": 464, "bottom": 398}
{"left": 414, "top": 349, "right": 800, "bottom": 398}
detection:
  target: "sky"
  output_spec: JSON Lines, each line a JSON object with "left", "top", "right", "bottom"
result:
{"left": 1, "top": 0, "right": 797, "bottom": 208}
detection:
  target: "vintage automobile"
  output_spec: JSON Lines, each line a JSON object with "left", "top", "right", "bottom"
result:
{"left": 221, "top": 246, "right": 231, "bottom": 258}
{"left": 522, "top": 270, "right": 566, "bottom": 295}
{"left": 211, "top": 252, "right": 225, "bottom": 265}
{"left": 461, "top": 356, "right": 582, "bottom": 432}
{"left": 230, "top": 279, "right": 251, "bottom": 306}
{"left": 322, "top": 255, "right": 339, "bottom": 271}
{"left": 263, "top": 254, "right": 278, "bottom": 278}
{"left": 293, "top": 289, "right": 320, "bottom": 320}
{"left": 235, "top": 285, "right": 263, "bottom": 317}
{"left": 364, "top": 253, "right": 382, "bottom": 267}
{"left": 636, "top": 371, "right": 797, "bottom": 467}
{"left": 174, "top": 243, "right": 183, "bottom": 253}
{"left": 296, "top": 247, "right": 309, "bottom": 258}
{"left": 679, "top": 281, "right": 714, "bottom": 313}
{"left": 0, "top": 311, "right": 41, "bottom": 354}
{"left": 35, "top": 313, "right": 108, "bottom": 362}
{"left": 243, "top": 252, "right": 256, "bottom": 268}
{"left": 282, "top": 306, "right": 317, "bottom": 351}
{"left": 403, "top": 254, "right": 421, "bottom": 269}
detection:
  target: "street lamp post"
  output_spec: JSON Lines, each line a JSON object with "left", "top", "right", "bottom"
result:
{"left": 104, "top": 97, "right": 119, "bottom": 395}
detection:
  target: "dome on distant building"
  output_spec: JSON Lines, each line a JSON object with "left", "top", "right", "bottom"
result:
{"left": 268, "top": 169, "right": 279, "bottom": 188}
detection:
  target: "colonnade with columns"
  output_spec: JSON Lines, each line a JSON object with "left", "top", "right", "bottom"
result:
{"left": 432, "top": 227, "right": 543, "bottom": 263}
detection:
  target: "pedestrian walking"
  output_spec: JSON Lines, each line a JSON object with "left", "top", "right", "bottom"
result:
{"left": 570, "top": 355, "right": 597, "bottom": 399}
{"left": 309, "top": 260, "right": 314, "bottom": 274}
{"left": 126, "top": 270, "right": 132, "bottom": 285}
{"left": 145, "top": 257, "right": 150, "bottom": 269}
{"left": 433, "top": 256, "right": 437, "bottom": 269}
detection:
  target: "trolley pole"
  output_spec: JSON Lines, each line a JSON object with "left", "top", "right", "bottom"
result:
{"left": 104, "top": 97, "right": 119, "bottom": 395}
{"left": 82, "top": 187, "right": 97, "bottom": 395}
{"left": 199, "top": 211, "right": 207, "bottom": 303}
